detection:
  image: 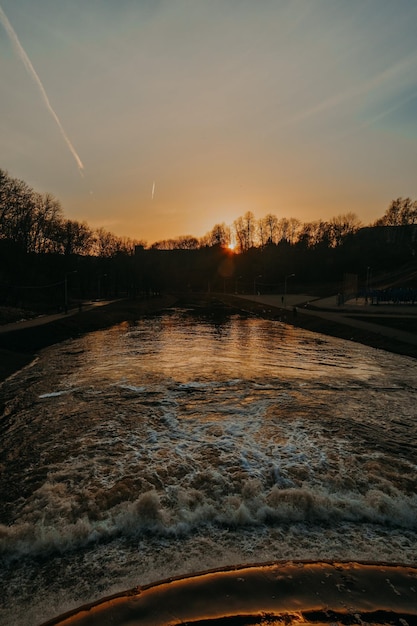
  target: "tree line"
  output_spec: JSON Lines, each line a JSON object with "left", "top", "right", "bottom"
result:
{"left": 1, "top": 167, "right": 417, "bottom": 311}
{"left": 2, "top": 168, "right": 417, "bottom": 254}
{"left": 148, "top": 211, "right": 363, "bottom": 251}
{"left": 147, "top": 200, "right": 417, "bottom": 252}
{"left": 0, "top": 169, "right": 144, "bottom": 257}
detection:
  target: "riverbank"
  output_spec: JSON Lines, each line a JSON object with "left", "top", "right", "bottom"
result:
{"left": 216, "top": 293, "right": 417, "bottom": 360}
{"left": 0, "top": 295, "right": 177, "bottom": 383}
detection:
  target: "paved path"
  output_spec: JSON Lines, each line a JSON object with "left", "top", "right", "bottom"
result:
{"left": 0, "top": 300, "right": 119, "bottom": 334}
{"left": 233, "top": 294, "right": 417, "bottom": 347}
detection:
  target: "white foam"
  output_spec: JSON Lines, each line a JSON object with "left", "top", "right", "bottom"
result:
{"left": 3, "top": 310, "right": 417, "bottom": 624}
{"left": 39, "top": 390, "right": 71, "bottom": 398}
{"left": 2, "top": 483, "right": 417, "bottom": 562}
{"left": 119, "top": 385, "right": 147, "bottom": 393}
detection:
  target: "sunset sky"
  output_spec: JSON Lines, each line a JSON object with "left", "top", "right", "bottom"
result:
{"left": 1, "top": 0, "right": 417, "bottom": 244}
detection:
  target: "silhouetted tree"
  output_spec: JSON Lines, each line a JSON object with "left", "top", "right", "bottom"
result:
{"left": 297, "top": 220, "right": 332, "bottom": 248}
{"left": 151, "top": 235, "right": 199, "bottom": 250}
{"left": 233, "top": 211, "right": 256, "bottom": 252}
{"left": 202, "top": 223, "right": 231, "bottom": 247}
{"left": 58, "top": 219, "right": 94, "bottom": 256}
{"left": 374, "top": 198, "right": 417, "bottom": 226}
{"left": 175, "top": 236, "right": 200, "bottom": 250}
{"left": 262, "top": 213, "right": 279, "bottom": 244}
{"left": 30, "top": 193, "right": 64, "bottom": 253}
{"left": 0, "top": 171, "right": 36, "bottom": 252}
{"left": 329, "top": 212, "right": 362, "bottom": 247}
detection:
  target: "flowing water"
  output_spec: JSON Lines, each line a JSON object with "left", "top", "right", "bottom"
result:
{"left": 1, "top": 308, "right": 417, "bottom": 625}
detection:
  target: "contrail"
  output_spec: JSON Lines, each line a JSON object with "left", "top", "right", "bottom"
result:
{"left": 151, "top": 181, "right": 155, "bottom": 200}
{"left": 0, "top": 4, "right": 84, "bottom": 175}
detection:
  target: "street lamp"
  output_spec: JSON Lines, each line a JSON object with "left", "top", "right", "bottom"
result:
{"left": 283, "top": 273, "right": 295, "bottom": 306}
{"left": 64, "top": 270, "right": 77, "bottom": 313}
{"left": 98, "top": 273, "right": 107, "bottom": 300}
{"left": 366, "top": 266, "right": 372, "bottom": 303}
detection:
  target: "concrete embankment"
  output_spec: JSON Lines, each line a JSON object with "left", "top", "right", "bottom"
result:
{"left": 217, "top": 293, "right": 417, "bottom": 361}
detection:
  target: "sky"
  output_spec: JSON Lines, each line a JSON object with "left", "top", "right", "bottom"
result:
{"left": 1, "top": 0, "right": 417, "bottom": 244}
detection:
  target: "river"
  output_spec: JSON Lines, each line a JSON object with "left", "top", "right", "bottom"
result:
{"left": 1, "top": 308, "right": 416, "bottom": 625}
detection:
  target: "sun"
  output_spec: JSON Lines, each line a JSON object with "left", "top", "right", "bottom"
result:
{"left": 227, "top": 242, "right": 236, "bottom": 252}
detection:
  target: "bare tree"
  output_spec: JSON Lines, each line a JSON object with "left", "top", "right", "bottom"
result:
{"left": 175, "top": 235, "right": 200, "bottom": 250}
{"left": 262, "top": 213, "right": 279, "bottom": 244}
{"left": 297, "top": 220, "right": 332, "bottom": 248}
{"left": 244, "top": 210, "right": 257, "bottom": 249}
{"left": 374, "top": 198, "right": 417, "bottom": 226}
{"left": 287, "top": 217, "right": 301, "bottom": 244}
{"left": 151, "top": 236, "right": 199, "bottom": 250}
{"left": 232, "top": 216, "right": 246, "bottom": 253}
{"left": 233, "top": 211, "right": 256, "bottom": 252}
{"left": 257, "top": 217, "right": 268, "bottom": 247}
{"left": 94, "top": 227, "right": 122, "bottom": 257}
{"left": 329, "top": 212, "right": 362, "bottom": 247}
{"left": 277, "top": 217, "right": 290, "bottom": 242}
{"left": 56, "top": 219, "right": 94, "bottom": 256}
{"left": 30, "top": 193, "right": 64, "bottom": 253}
{"left": 203, "top": 223, "right": 231, "bottom": 247}
{"left": 0, "top": 172, "right": 65, "bottom": 254}
{"left": 0, "top": 169, "right": 12, "bottom": 234}
{"left": 0, "top": 172, "right": 37, "bottom": 251}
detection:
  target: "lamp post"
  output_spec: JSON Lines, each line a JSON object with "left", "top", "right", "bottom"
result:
{"left": 284, "top": 273, "right": 295, "bottom": 307}
{"left": 64, "top": 270, "right": 77, "bottom": 313}
{"left": 98, "top": 273, "right": 107, "bottom": 300}
{"left": 253, "top": 275, "right": 262, "bottom": 295}
{"left": 366, "top": 266, "right": 372, "bottom": 304}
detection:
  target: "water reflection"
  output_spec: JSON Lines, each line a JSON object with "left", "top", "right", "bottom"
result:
{"left": 1, "top": 309, "right": 417, "bottom": 625}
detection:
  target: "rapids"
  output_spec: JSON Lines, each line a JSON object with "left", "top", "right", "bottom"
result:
{"left": 1, "top": 309, "right": 416, "bottom": 625}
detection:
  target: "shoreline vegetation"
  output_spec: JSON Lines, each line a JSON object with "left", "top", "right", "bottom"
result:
{"left": 0, "top": 293, "right": 416, "bottom": 385}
